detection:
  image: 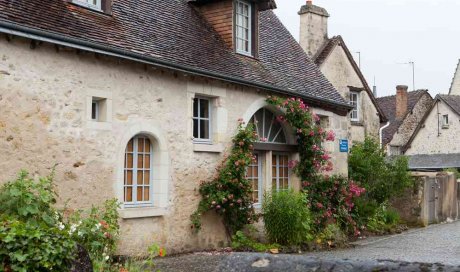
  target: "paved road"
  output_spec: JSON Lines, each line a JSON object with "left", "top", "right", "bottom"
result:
{"left": 155, "top": 221, "right": 460, "bottom": 271}
{"left": 310, "top": 220, "right": 460, "bottom": 265}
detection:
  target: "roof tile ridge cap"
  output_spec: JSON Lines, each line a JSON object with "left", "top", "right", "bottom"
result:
{"left": 313, "top": 37, "right": 338, "bottom": 64}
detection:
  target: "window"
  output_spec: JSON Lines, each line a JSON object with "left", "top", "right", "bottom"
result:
{"left": 90, "top": 97, "right": 107, "bottom": 122}
{"left": 72, "top": 0, "right": 102, "bottom": 10}
{"left": 246, "top": 153, "right": 262, "bottom": 204}
{"left": 193, "top": 97, "right": 211, "bottom": 142}
{"left": 91, "top": 100, "right": 99, "bottom": 121}
{"left": 350, "top": 92, "right": 360, "bottom": 122}
{"left": 124, "top": 136, "right": 153, "bottom": 206}
{"left": 235, "top": 0, "right": 252, "bottom": 56}
{"left": 272, "top": 154, "right": 289, "bottom": 191}
{"left": 442, "top": 114, "right": 449, "bottom": 128}
{"left": 250, "top": 108, "right": 287, "bottom": 143}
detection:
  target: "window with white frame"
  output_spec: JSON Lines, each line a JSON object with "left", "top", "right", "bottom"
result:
{"left": 272, "top": 154, "right": 290, "bottom": 191}
{"left": 246, "top": 153, "right": 263, "bottom": 204}
{"left": 193, "top": 97, "right": 212, "bottom": 142}
{"left": 72, "top": 0, "right": 102, "bottom": 10}
{"left": 124, "top": 136, "right": 153, "bottom": 206}
{"left": 350, "top": 91, "right": 360, "bottom": 122}
{"left": 235, "top": 0, "right": 252, "bottom": 56}
{"left": 442, "top": 114, "right": 449, "bottom": 128}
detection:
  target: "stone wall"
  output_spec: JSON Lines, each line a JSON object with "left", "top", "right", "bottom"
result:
{"left": 319, "top": 45, "right": 381, "bottom": 143}
{"left": 405, "top": 100, "right": 460, "bottom": 155}
{"left": 0, "top": 36, "right": 349, "bottom": 255}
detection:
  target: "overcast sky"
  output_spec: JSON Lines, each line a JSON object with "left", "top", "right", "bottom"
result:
{"left": 274, "top": 0, "right": 460, "bottom": 98}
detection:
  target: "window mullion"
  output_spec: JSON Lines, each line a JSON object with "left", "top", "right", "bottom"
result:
{"left": 133, "top": 138, "right": 138, "bottom": 204}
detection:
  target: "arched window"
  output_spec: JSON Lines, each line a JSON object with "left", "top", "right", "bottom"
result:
{"left": 250, "top": 108, "right": 286, "bottom": 144}
{"left": 124, "top": 135, "right": 153, "bottom": 205}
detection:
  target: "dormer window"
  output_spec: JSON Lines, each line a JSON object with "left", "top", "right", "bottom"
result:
{"left": 235, "top": 0, "right": 253, "bottom": 56}
{"left": 72, "top": 0, "right": 102, "bottom": 11}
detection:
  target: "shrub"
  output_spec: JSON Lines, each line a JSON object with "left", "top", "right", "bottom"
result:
{"left": 305, "top": 175, "right": 365, "bottom": 235}
{"left": 191, "top": 122, "right": 258, "bottom": 237}
{"left": 231, "top": 231, "right": 279, "bottom": 252}
{"left": 0, "top": 171, "right": 76, "bottom": 271}
{"left": 366, "top": 203, "right": 400, "bottom": 233}
{"left": 262, "top": 190, "right": 313, "bottom": 245}
{"left": 315, "top": 223, "right": 347, "bottom": 248}
{"left": 349, "top": 137, "right": 413, "bottom": 204}
{"left": 66, "top": 199, "right": 121, "bottom": 267}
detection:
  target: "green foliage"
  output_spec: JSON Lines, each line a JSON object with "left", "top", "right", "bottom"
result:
{"left": 349, "top": 137, "right": 413, "bottom": 204}
{"left": 444, "top": 168, "right": 459, "bottom": 180}
{"left": 0, "top": 171, "right": 76, "bottom": 271}
{"left": 305, "top": 175, "right": 365, "bottom": 235}
{"left": 0, "top": 170, "right": 58, "bottom": 226}
{"left": 262, "top": 190, "right": 313, "bottom": 245}
{"left": 315, "top": 223, "right": 347, "bottom": 248}
{"left": 191, "top": 123, "right": 258, "bottom": 237}
{"left": 366, "top": 203, "right": 400, "bottom": 233}
{"left": 66, "top": 199, "right": 121, "bottom": 267}
{"left": 231, "top": 231, "right": 279, "bottom": 252}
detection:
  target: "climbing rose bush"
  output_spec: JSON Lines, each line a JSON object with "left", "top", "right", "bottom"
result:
{"left": 191, "top": 121, "right": 258, "bottom": 237}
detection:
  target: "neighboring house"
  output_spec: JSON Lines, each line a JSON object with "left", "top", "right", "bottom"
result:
{"left": 449, "top": 59, "right": 460, "bottom": 95}
{"left": 0, "top": 0, "right": 352, "bottom": 254}
{"left": 403, "top": 95, "right": 460, "bottom": 170}
{"left": 376, "top": 86, "right": 433, "bottom": 156}
{"left": 298, "top": 1, "right": 386, "bottom": 143}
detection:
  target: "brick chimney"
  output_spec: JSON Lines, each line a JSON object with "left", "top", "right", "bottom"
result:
{"left": 396, "top": 85, "right": 409, "bottom": 120}
{"left": 298, "top": 0, "right": 330, "bottom": 57}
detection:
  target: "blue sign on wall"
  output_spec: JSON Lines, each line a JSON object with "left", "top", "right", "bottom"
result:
{"left": 339, "top": 139, "right": 349, "bottom": 153}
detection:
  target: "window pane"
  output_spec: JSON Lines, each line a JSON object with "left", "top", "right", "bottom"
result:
{"left": 138, "top": 138, "right": 144, "bottom": 152}
{"left": 92, "top": 102, "right": 98, "bottom": 120}
{"left": 199, "top": 99, "right": 209, "bottom": 118}
{"left": 126, "top": 170, "right": 133, "bottom": 185}
{"left": 145, "top": 171, "right": 150, "bottom": 184}
{"left": 137, "top": 187, "right": 143, "bottom": 201}
{"left": 145, "top": 139, "right": 151, "bottom": 152}
{"left": 138, "top": 155, "right": 144, "bottom": 169}
{"left": 145, "top": 155, "right": 151, "bottom": 168}
{"left": 200, "top": 120, "right": 210, "bottom": 139}
{"left": 137, "top": 171, "right": 144, "bottom": 185}
{"left": 144, "top": 187, "right": 150, "bottom": 202}
{"left": 193, "top": 98, "right": 199, "bottom": 118}
{"left": 125, "top": 187, "right": 132, "bottom": 202}
{"left": 127, "top": 139, "right": 133, "bottom": 152}
{"left": 193, "top": 119, "right": 199, "bottom": 138}
{"left": 126, "top": 154, "right": 133, "bottom": 168}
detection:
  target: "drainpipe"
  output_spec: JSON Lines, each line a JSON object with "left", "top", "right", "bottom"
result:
{"left": 379, "top": 121, "right": 390, "bottom": 149}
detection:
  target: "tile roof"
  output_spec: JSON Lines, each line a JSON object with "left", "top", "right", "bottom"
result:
{"left": 407, "top": 153, "right": 460, "bottom": 170}
{"left": 313, "top": 36, "right": 387, "bottom": 122}
{"left": 0, "top": 0, "right": 350, "bottom": 109}
{"left": 376, "top": 90, "right": 428, "bottom": 146}
{"left": 438, "top": 95, "right": 460, "bottom": 116}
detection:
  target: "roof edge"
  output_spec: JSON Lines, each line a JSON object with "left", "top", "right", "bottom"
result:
{"left": 448, "top": 59, "right": 460, "bottom": 95}
{"left": 0, "top": 20, "right": 353, "bottom": 114}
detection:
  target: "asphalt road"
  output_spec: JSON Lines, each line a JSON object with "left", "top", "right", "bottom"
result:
{"left": 155, "top": 221, "right": 460, "bottom": 271}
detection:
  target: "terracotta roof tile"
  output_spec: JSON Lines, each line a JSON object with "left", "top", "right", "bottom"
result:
{"left": 0, "top": 0, "right": 349, "bottom": 108}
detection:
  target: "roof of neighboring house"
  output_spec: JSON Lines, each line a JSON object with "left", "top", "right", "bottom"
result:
{"left": 403, "top": 94, "right": 460, "bottom": 153}
{"left": 407, "top": 153, "right": 460, "bottom": 170}
{"left": 0, "top": 0, "right": 351, "bottom": 112}
{"left": 448, "top": 59, "right": 460, "bottom": 95}
{"left": 313, "top": 36, "right": 387, "bottom": 122}
{"left": 376, "top": 90, "right": 429, "bottom": 146}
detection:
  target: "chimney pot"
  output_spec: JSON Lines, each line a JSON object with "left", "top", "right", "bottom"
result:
{"left": 307, "top": 0, "right": 313, "bottom": 5}
{"left": 396, "top": 85, "right": 409, "bottom": 120}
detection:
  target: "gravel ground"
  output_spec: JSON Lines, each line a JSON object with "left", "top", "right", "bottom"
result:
{"left": 155, "top": 221, "right": 460, "bottom": 271}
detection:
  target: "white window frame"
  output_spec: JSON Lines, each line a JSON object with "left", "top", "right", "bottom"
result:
{"left": 246, "top": 152, "right": 263, "bottom": 206}
{"left": 442, "top": 114, "right": 449, "bottom": 128}
{"left": 193, "top": 97, "right": 212, "bottom": 143}
{"left": 124, "top": 136, "right": 154, "bottom": 208}
{"left": 272, "top": 153, "right": 290, "bottom": 192}
{"left": 350, "top": 91, "right": 360, "bottom": 122}
{"left": 235, "top": 0, "right": 252, "bottom": 56}
{"left": 72, "top": 0, "right": 102, "bottom": 11}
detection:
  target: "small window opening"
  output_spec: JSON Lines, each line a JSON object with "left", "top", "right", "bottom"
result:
{"left": 91, "top": 97, "right": 107, "bottom": 122}
{"left": 442, "top": 114, "right": 449, "bottom": 128}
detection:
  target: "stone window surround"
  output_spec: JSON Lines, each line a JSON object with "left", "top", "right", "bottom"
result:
{"left": 115, "top": 123, "right": 170, "bottom": 219}
{"left": 188, "top": 81, "right": 227, "bottom": 153}
{"left": 86, "top": 89, "right": 113, "bottom": 130}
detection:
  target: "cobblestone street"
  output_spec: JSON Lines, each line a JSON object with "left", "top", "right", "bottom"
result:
{"left": 155, "top": 221, "right": 460, "bottom": 271}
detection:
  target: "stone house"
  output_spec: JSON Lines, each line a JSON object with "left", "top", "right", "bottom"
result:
{"left": 298, "top": 1, "right": 386, "bottom": 144}
{"left": 376, "top": 86, "right": 433, "bottom": 156}
{"left": 403, "top": 95, "right": 460, "bottom": 170}
{"left": 0, "top": 0, "right": 353, "bottom": 254}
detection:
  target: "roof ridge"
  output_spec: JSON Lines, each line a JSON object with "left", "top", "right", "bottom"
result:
{"left": 448, "top": 59, "right": 460, "bottom": 95}
{"left": 376, "top": 89, "right": 427, "bottom": 99}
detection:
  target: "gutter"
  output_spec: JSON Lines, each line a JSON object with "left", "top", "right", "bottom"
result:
{"left": 379, "top": 121, "right": 390, "bottom": 149}
{"left": 0, "top": 20, "right": 353, "bottom": 112}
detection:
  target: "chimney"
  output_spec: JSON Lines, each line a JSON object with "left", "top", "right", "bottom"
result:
{"left": 396, "top": 85, "right": 409, "bottom": 120}
{"left": 373, "top": 85, "right": 377, "bottom": 97}
{"left": 298, "top": 1, "right": 330, "bottom": 57}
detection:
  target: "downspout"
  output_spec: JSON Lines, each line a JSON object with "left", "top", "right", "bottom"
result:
{"left": 379, "top": 121, "right": 390, "bottom": 149}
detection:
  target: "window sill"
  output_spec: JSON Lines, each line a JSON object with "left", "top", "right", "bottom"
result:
{"left": 442, "top": 125, "right": 449, "bottom": 129}
{"left": 351, "top": 121, "right": 363, "bottom": 127}
{"left": 119, "top": 207, "right": 167, "bottom": 219}
{"left": 193, "top": 143, "right": 223, "bottom": 153}
{"left": 87, "top": 120, "right": 112, "bottom": 130}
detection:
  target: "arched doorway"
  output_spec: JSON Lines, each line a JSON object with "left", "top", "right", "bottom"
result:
{"left": 246, "top": 108, "right": 299, "bottom": 206}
